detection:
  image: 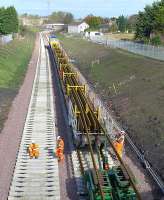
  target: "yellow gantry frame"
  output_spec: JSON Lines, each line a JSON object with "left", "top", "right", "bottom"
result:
{"left": 62, "top": 72, "right": 77, "bottom": 81}
{"left": 74, "top": 104, "right": 100, "bottom": 120}
{"left": 66, "top": 84, "right": 86, "bottom": 96}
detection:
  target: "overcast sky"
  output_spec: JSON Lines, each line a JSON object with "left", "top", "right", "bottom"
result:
{"left": 0, "top": 0, "right": 155, "bottom": 18}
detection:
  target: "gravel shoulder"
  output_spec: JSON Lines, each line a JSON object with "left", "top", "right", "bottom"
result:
{"left": 0, "top": 33, "right": 39, "bottom": 200}
{"left": 124, "top": 145, "right": 163, "bottom": 200}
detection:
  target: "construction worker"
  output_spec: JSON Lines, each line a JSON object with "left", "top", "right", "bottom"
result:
{"left": 55, "top": 136, "right": 64, "bottom": 162}
{"left": 113, "top": 131, "right": 125, "bottom": 158}
{"left": 28, "top": 141, "right": 39, "bottom": 159}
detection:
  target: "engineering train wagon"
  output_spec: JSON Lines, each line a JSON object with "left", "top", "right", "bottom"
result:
{"left": 85, "top": 167, "right": 137, "bottom": 200}
{"left": 49, "top": 34, "right": 138, "bottom": 200}
{"left": 49, "top": 35, "right": 106, "bottom": 147}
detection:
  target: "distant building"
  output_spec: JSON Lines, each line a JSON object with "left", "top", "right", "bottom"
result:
{"left": 68, "top": 22, "right": 89, "bottom": 34}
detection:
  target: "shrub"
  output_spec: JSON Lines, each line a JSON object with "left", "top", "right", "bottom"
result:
{"left": 151, "top": 35, "right": 161, "bottom": 46}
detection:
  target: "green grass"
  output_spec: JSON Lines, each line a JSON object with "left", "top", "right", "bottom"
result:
{"left": 58, "top": 34, "right": 164, "bottom": 177}
{"left": 0, "top": 31, "right": 35, "bottom": 88}
{"left": 0, "top": 31, "right": 35, "bottom": 132}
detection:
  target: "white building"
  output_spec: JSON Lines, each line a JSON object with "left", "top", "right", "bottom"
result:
{"left": 68, "top": 22, "right": 89, "bottom": 34}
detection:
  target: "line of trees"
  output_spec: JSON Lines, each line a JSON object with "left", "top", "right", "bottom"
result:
{"left": 135, "top": 0, "right": 164, "bottom": 43}
{"left": 115, "top": 15, "right": 138, "bottom": 33}
{"left": 84, "top": 15, "right": 103, "bottom": 29}
{"left": 83, "top": 14, "right": 137, "bottom": 33}
{"left": 48, "top": 11, "right": 74, "bottom": 24}
{"left": 0, "top": 6, "right": 19, "bottom": 35}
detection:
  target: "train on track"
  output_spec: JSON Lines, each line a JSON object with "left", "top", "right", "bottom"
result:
{"left": 49, "top": 35, "right": 105, "bottom": 147}
{"left": 49, "top": 34, "right": 139, "bottom": 200}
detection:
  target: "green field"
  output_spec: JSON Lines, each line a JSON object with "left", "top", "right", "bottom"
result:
{"left": 58, "top": 34, "right": 164, "bottom": 179}
{"left": 0, "top": 31, "right": 35, "bottom": 131}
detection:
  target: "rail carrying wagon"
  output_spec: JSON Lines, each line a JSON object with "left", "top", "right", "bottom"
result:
{"left": 49, "top": 34, "right": 138, "bottom": 200}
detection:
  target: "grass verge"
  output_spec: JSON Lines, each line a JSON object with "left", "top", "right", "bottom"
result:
{"left": 0, "top": 31, "right": 36, "bottom": 131}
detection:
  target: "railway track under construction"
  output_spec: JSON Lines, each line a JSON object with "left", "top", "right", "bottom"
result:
{"left": 8, "top": 33, "right": 60, "bottom": 200}
{"left": 49, "top": 35, "right": 141, "bottom": 200}
{"left": 7, "top": 31, "right": 156, "bottom": 199}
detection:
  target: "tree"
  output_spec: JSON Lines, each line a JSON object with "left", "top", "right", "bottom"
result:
{"left": 63, "top": 13, "right": 74, "bottom": 24}
{"left": 154, "top": 5, "right": 164, "bottom": 32}
{"left": 0, "top": 7, "right": 6, "bottom": 34}
{"left": 127, "top": 14, "right": 138, "bottom": 32}
{"left": 135, "top": 0, "right": 164, "bottom": 40}
{"left": 117, "top": 15, "right": 128, "bottom": 32}
{"left": 110, "top": 23, "right": 118, "bottom": 32}
{"left": 0, "top": 6, "right": 18, "bottom": 34}
{"left": 48, "top": 11, "right": 74, "bottom": 24}
{"left": 84, "top": 15, "right": 103, "bottom": 29}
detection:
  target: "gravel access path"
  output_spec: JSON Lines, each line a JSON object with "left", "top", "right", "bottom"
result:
{"left": 0, "top": 33, "right": 39, "bottom": 200}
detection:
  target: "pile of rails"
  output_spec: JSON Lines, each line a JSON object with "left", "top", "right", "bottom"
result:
{"left": 49, "top": 35, "right": 139, "bottom": 200}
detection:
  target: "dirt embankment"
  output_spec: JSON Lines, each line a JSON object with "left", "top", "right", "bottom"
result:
{"left": 58, "top": 35, "right": 164, "bottom": 188}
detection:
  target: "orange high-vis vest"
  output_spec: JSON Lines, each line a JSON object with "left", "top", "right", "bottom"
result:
{"left": 28, "top": 144, "right": 39, "bottom": 158}
{"left": 55, "top": 148, "right": 64, "bottom": 161}
{"left": 113, "top": 141, "right": 124, "bottom": 158}
{"left": 56, "top": 139, "right": 64, "bottom": 161}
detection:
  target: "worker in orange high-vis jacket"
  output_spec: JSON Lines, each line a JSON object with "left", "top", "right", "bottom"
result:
{"left": 28, "top": 141, "right": 39, "bottom": 159}
{"left": 113, "top": 131, "right": 125, "bottom": 158}
{"left": 55, "top": 136, "right": 64, "bottom": 162}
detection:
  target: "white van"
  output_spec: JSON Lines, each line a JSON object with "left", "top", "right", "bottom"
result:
{"left": 85, "top": 31, "right": 103, "bottom": 38}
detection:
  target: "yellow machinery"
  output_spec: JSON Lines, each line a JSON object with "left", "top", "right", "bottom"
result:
{"left": 49, "top": 35, "right": 60, "bottom": 48}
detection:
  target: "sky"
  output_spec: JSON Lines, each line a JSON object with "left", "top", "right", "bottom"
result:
{"left": 0, "top": 0, "right": 155, "bottom": 18}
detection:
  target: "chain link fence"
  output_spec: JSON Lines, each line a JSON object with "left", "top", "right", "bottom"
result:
{"left": 89, "top": 36, "right": 164, "bottom": 61}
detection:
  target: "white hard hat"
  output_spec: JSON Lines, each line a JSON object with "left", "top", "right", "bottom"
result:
{"left": 57, "top": 136, "right": 61, "bottom": 140}
{"left": 121, "top": 131, "right": 125, "bottom": 135}
{"left": 32, "top": 140, "right": 35, "bottom": 143}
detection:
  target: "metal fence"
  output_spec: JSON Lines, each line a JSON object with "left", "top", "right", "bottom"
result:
{"left": 90, "top": 36, "right": 164, "bottom": 61}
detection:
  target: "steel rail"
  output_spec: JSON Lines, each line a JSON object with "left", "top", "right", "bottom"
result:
{"left": 71, "top": 74, "right": 98, "bottom": 131}
{"left": 65, "top": 67, "right": 105, "bottom": 199}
